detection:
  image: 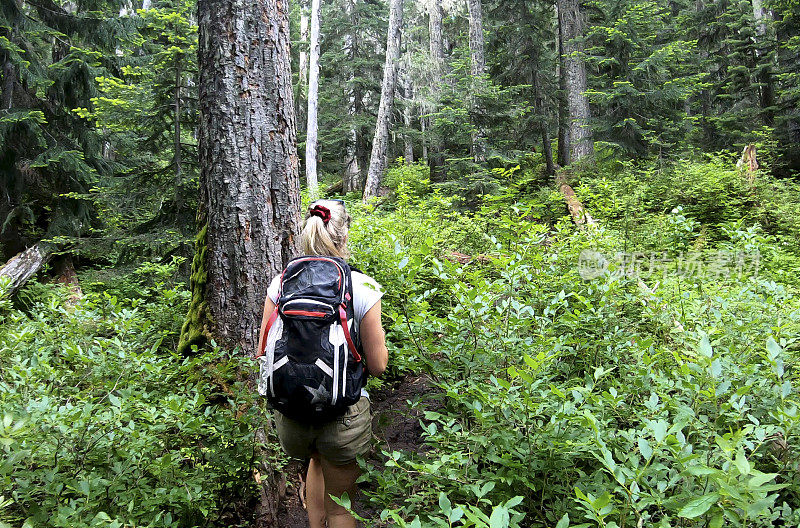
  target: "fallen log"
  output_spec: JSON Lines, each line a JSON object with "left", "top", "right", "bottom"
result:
{"left": 556, "top": 170, "right": 596, "bottom": 228}
{"left": 0, "top": 243, "right": 51, "bottom": 297}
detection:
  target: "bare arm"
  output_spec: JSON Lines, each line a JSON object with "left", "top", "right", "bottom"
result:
{"left": 360, "top": 300, "right": 388, "bottom": 376}
{"left": 256, "top": 295, "right": 276, "bottom": 356}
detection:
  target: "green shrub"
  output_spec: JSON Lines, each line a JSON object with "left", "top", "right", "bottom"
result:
{"left": 0, "top": 267, "right": 264, "bottom": 528}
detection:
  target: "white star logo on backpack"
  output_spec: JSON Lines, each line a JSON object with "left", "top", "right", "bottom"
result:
{"left": 305, "top": 382, "right": 331, "bottom": 405}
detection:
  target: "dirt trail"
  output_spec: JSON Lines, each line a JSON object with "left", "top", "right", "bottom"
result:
{"left": 275, "top": 375, "right": 435, "bottom": 527}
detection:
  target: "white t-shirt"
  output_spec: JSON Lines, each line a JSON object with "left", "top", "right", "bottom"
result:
{"left": 266, "top": 270, "right": 384, "bottom": 328}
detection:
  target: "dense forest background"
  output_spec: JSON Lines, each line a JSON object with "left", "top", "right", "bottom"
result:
{"left": 1, "top": 0, "right": 799, "bottom": 264}
{"left": 1, "top": 0, "right": 800, "bottom": 526}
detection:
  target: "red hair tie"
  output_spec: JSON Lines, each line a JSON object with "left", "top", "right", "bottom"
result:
{"left": 310, "top": 205, "right": 331, "bottom": 224}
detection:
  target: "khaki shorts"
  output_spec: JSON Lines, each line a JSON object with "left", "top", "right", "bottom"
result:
{"left": 274, "top": 397, "right": 372, "bottom": 466}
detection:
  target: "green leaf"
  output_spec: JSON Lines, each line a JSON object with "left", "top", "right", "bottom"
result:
{"left": 638, "top": 437, "right": 652, "bottom": 460}
{"left": 504, "top": 496, "right": 523, "bottom": 509}
{"left": 678, "top": 493, "right": 719, "bottom": 518}
{"left": 766, "top": 336, "right": 781, "bottom": 361}
{"left": 710, "top": 358, "right": 721, "bottom": 378}
{"left": 734, "top": 449, "right": 751, "bottom": 476}
{"left": 555, "top": 513, "right": 570, "bottom": 528}
{"left": 748, "top": 472, "right": 778, "bottom": 488}
{"left": 489, "top": 505, "right": 510, "bottom": 528}
{"left": 650, "top": 420, "right": 668, "bottom": 443}
{"left": 438, "top": 492, "right": 452, "bottom": 515}
{"left": 698, "top": 335, "right": 713, "bottom": 358}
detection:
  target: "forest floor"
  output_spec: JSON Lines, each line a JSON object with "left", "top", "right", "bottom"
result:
{"left": 275, "top": 374, "right": 436, "bottom": 527}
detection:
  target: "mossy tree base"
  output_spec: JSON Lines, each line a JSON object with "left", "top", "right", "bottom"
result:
{"left": 178, "top": 223, "right": 212, "bottom": 354}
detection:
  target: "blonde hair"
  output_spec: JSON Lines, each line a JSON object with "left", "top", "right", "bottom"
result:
{"left": 300, "top": 200, "right": 351, "bottom": 258}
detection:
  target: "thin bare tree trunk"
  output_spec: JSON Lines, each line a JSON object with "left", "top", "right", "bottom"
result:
{"left": 299, "top": 0, "right": 310, "bottom": 88}
{"left": 427, "top": 0, "right": 445, "bottom": 177}
{"left": 363, "top": 0, "right": 404, "bottom": 201}
{"left": 751, "top": 0, "right": 774, "bottom": 125}
{"left": 343, "top": 0, "right": 361, "bottom": 192}
{"left": 429, "top": 0, "right": 444, "bottom": 68}
{"left": 174, "top": 58, "right": 183, "bottom": 209}
{"left": 403, "top": 71, "right": 414, "bottom": 163}
{"left": 305, "top": 0, "right": 321, "bottom": 197}
{"left": 2, "top": 57, "right": 14, "bottom": 110}
{"left": 421, "top": 113, "right": 428, "bottom": 161}
{"left": 533, "top": 71, "right": 555, "bottom": 175}
{"left": 558, "top": 0, "right": 593, "bottom": 164}
{"left": 467, "top": 0, "right": 487, "bottom": 162}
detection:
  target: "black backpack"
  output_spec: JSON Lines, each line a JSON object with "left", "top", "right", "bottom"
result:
{"left": 256, "top": 255, "right": 366, "bottom": 423}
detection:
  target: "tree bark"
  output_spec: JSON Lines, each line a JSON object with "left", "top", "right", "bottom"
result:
{"left": 305, "top": 0, "right": 321, "bottom": 197}
{"left": 428, "top": 0, "right": 444, "bottom": 68}
{"left": 363, "top": 0, "right": 404, "bottom": 201}
{"left": 556, "top": 8, "right": 570, "bottom": 167}
{"left": 191, "top": 0, "right": 301, "bottom": 352}
{"left": 188, "top": 0, "right": 301, "bottom": 522}
{"left": 558, "top": 0, "right": 593, "bottom": 164}
{"left": 467, "top": 0, "right": 487, "bottom": 162}
{"left": 0, "top": 244, "right": 51, "bottom": 298}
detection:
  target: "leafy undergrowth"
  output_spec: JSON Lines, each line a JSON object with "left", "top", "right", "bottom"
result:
{"left": 1, "top": 156, "right": 799, "bottom": 528}
{"left": 0, "top": 265, "right": 267, "bottom": 528}
{"left": 345, "top": 158, "right": 800, "bottom": 527}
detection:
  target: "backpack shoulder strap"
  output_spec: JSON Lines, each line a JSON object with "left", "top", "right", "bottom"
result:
{"left": 338, "top": 304, "right": 361, "bottom": 362}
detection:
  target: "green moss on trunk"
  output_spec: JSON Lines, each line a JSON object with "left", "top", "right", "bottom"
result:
{"left": 177, "top": 223, "right": 211, "bottom": 354}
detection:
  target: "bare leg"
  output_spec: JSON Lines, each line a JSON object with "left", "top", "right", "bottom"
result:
{"left": 320, "top": 457, "right": 361, "bottom": 528}
{"left": 306, "top": 454, "right": 326, "bottom": 528}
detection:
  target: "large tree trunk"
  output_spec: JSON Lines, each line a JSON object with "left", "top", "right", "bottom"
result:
{"left": 363, "top": 0, "right": 404, "bottom": 201}
{"left": 0, "top": 244, "right": 51, "bottom": 298}
{"left": 556, "top": 9, "right": 570, "bottom": 167}
{"left": 558, "top": 0, "right": 593, "bottom": 164}
{"left": 305, "top": 0, "right": 321, "bottom": 197}
{"left": 467, "top": 0, "right": 487, "bottom": 162}
{"left": 187, "top": 0, "right": 301, "bottom": 523}
{"left": 188, "top": 0, "right": 301, "bottom": 353}
{"left": 429, "top": 0, "right": 444, "bottom": 71}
